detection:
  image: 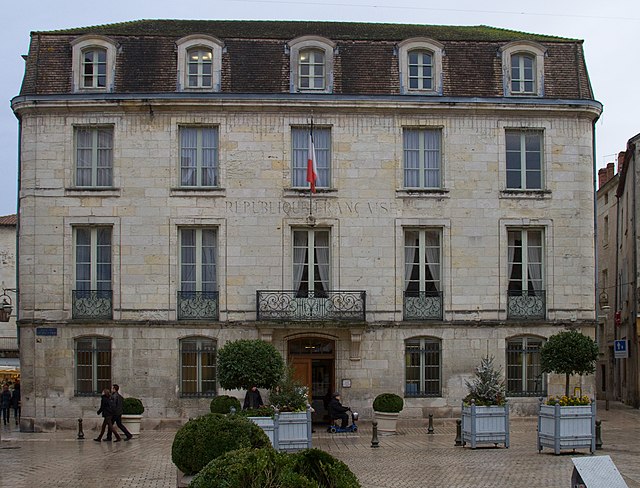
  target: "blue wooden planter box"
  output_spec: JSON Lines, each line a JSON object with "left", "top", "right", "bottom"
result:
{"left": 461, "top": 403, "right": 510, "bottom": 449}
{"left": 249, "top": 409, "right": 312, "bottom": 452}
{"left": 537, "top": 403, "right": 595, "bottom": 455}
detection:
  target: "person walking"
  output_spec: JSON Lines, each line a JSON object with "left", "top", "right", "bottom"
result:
{"left": 11, "top": 380, "right": 20, "bottom": 425}
{"left": 243, "top": 385, "right": 264, "bottom": 410}
{"left": 106, "top": 384, "right": 132, "bottom": 441}
{"left": 1, "top": 384, "right": 11, "bottom": 426}
{"left": 94, "top": 388, "right": 121, "bottom": 442}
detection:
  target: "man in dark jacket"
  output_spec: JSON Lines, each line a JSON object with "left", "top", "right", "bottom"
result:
{"left": 106, "top": 384, "right": 133, "bottom": 441}
{"left": 328, "top": 392, "right": 350, "bottom": 428}
{"left": 243, "top": 385, "right": 264, "bottom": 410}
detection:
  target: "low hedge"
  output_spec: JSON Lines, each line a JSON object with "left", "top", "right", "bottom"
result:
{"left": 122, "top": 397, "right": 144, "bottom": 415}
{"left": 210, "top": 395, "right": 242, "bottom": 414}
{"left": 171, "top": 413, "right": 271, "bottom": 475}
{"left": 372, "top": 393, "right": 403, "bottom": 413}
{"left": 290, "top": 448, "right": 361, "bottom": 488}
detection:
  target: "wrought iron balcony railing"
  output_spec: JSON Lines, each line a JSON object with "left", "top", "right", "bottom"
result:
{"left": 72, "top": 289, "right": 113, "bottom": 320}
{"left": 507, "top": 289, "right": 546, "bottom": 320}
{"left": 177, "top": 291, "right": 219, "bottom": 320}
{"left": 403, "top": 290, "right": 443, "bottom": 321}
{"left": 257, "top": 290, "right": 366, "bottom": 322}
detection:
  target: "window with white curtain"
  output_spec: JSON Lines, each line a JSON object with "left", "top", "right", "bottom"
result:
{"left": 510, "top": 53, "right": 535, "bottom": 94}
{"left": 506, "top": 336, "right": 546, "bottom": 396}
{"left": 508, "top": 229, "right": 543, "bottom": 294}
{"left": 75, "top": 127, "right": 113, "bottom": 187}
{"left": 405, "top": 337, "right": 441, "bottom": 397}
{"left": 291, "top": 127, "right": 330, "bottom": 189}
{"left": 180, "top": 337, "right": 217, "bottom": 397}
{"left": 75, "top": 227, "right": 112, "bottom": 292}
{"left": 404, "top": 228, "right": 441, "bottom": 294}
{"left": 403, "top": 128, "right": 442, "bottom": 188}
{"left": 180, "top": 127, "right": 219, "bottom": 187}
{"left": 75, "top": 336, "right": 111, "bottom": 396}
{"left": 293, "top": 229, "right": 330, "bottom": 297}
{"left": 506, "top": 130, "right": 543, "bottom": 190}
{"left": 180, "top": 228, "right": 217, "bottom": 293}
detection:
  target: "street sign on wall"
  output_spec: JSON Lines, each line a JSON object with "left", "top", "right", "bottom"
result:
{"left": 614, "top": 339, "right": 628, "bottom": 359}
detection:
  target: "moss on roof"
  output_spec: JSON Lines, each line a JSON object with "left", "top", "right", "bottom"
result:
{"left": 36, "top": 19, "right": 577, "bottom": 42}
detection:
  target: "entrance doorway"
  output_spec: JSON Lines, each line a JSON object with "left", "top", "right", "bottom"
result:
{"left": 288, "top": 337, "right": 335, "bottom": 423}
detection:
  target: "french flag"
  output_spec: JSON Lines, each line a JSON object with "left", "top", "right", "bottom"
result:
{"left": 307, "top": 131, "right": 318, "bottom": 193}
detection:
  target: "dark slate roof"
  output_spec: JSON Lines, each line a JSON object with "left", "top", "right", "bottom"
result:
{"left": 18, "top": 19, "right": 594, "bottom": 100}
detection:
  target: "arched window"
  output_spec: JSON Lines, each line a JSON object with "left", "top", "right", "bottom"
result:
{"left": 187, "top": 47, "right": 213, "bottom": 88}
{"left": 71, "top": 35, "right": 117, "bottom": 92}
{"left": 299, "top": 48, "right": 325, "bottom": 90}
{"left": 407, "top": 49, "right": 433, "bottom": 91}
{"left": 500, "top": 41, "right": 546, "bottom": 97}
{"left": 288, "top": 36, "right": 335, "bottom": 94}
{"left": 75, "top": 336, "right": 111, "bottom": 396}
{"left": 405, "top": 337, "right": 441, "bottom": 397}
{"left": 82, "top": 47, "right": 107, "bottom": 89}
{"left": 180, "top": 337, "right": 217, "bottom": 397}
{"left": 176, "top": 35, "right": 224, "bottom": 92}
{"left": 510, "top": 53, "right": 535, "bottom": 94}
{"left": 398, "top": 38, "right": 444, "bottom": 95}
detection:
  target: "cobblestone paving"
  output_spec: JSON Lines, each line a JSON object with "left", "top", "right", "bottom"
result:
{"left": 1, "top": 401, "right": 639, "bottom": 488}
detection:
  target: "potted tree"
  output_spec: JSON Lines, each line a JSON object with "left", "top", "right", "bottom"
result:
{"left": 373, "top": 393, "right": 403, "bottom": 435}
{"left": 121, "top": 397, "right": 144, "bottom": 436}
{"left": 461, "top": 356, "right": 509, "bottom": 449}
{"left": 537, "top": 329, "right": 599, "bottom": 455}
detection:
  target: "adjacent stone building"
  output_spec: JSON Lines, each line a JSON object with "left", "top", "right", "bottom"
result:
{"left": 0, "top": 214, "right": 18, "bottom": 380}
{"left": 11, "top": 20, "right": 602, "bottom": 430}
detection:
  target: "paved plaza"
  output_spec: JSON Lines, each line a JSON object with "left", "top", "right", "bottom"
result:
{"left": 1, "top": 400, "right": 639, "bottom": 488}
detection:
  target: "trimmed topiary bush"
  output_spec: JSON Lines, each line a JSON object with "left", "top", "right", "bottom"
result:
{"left": 122, "top": 397, "right": 144, "bottom": 415}
{"left": 372, "top": 393, "right": 404, "bottom": 413}
{"left": 290, "top": 448, "right": 361, "bottom": 488}
{"left": 171, "top": 413, "right": 271, "bottom": 475}
{"left": 210, "top": 395, "right": 242, "bottom": 414}
{"left": 217, "top": 339, "right": 285, "bottom": 390}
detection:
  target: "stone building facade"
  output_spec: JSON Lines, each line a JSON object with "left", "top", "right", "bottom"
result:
{"left": 11, "top": 20, "right": 602, "bottom": 431}
{"left": 0, "top": 214, "right": 18, "bottom": 379}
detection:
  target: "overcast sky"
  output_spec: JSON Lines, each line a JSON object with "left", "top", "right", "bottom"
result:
{"left": 1, "top": 0, "right": 638, "bottom": 216}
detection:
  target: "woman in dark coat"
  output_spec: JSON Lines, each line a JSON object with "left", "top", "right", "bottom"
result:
{"left": 10, "top": 381, "right": 20, "bottom": 425}
{"left": 94, "top": 389, "right": 121, "bottom": 442}
{"left": 243, "top": 385, "right": 264, "bottom": 410}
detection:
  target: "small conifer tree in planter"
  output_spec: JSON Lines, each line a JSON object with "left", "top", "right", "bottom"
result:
{"left": 461, "top": 356, "right": 509, "bottom": 449}
{"left": 373, "top": 393, "right": 403, "bottom": 435}
{"left": 122, "top": 397, "right": 145, "bottom": 436}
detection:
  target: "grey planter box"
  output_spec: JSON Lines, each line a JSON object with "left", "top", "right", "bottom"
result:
{"left": 461, "top": 403, "right": 510, "bottom": 449}
{"left": 537, "top": 402, "right": 595, "bottom": 455}
{"left": 249, "top": 409, "right": 312, "bottom": 452}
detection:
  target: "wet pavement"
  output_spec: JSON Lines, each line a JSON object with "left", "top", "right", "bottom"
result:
{"left": 1, "top": 400, "right": 639, "bottom": 488}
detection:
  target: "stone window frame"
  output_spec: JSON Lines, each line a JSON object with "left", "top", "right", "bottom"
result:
{"left": 505, "top": 335, "right": 547, "bottom": 397}
{"left": 504, "top": 128, "right": 545, "bottom": 191}
{"left": 73, "top": 125, "right": 115, "bottom": 188}
{"left": 401, "top": 126, "right": 444, "bottom": 190}
{"left": 290, "top": 125, "right": 332, "bottom": 190}
{"left": 178, "top": 227, "right": 218, "bottom": 293}
{"left": 71, "top": 35, "right": 118, "bottom": 93}
{"left": 74, "top": 335, "right": 112, "bottom": 397}
{"left": 397, "top": 38, "right": 444, "bottom": 95}
{"left": 176, "top": 35, "right": 224, "bottom": 92}
{"left": 179, "top": 336, "right": 218, "bottom": 397}
{"left": 178, "top": 125, "right": 220, "bottom": 188}
{"left": 404, "top": 336, "right": 442, "bottom": 398}
{"left": 288, "top": 36, "right": 336, "bottom": 94}
{"left": 499, "top": 41, "right": 547, "bottom": 97}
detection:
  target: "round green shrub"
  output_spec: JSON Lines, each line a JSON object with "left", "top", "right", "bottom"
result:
{"left": 210, "top": 395, "right": 242, "bottom": 414}
{"left": 372, "top": 393, "right": 403, "bottom": 413}
{"left": 290, "top": 448, "right": 361, "bottom": 488}
{"left": 122, "top": 397, "right": 144, "bottom": 415}
{"left": 171, "top": 413, "right": 271, "bottom": 475}
{"left": 217, "top": 339, "right": 285, "bottom": 390}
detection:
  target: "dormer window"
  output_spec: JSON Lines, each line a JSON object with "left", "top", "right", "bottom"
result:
{"left": 176, "top": 35, "right": 224, "bottom": 92}
{"left": 398, "top": 38, "right": 444, "bottom": 95}
{"left": 500, "top": 41, "right": 547, "bottom": 97}
{"left": 288, "top": 36, "right": 335, "bottom": 94}
{"left": 71, "top": 35, "right": 117, "bottom": 93}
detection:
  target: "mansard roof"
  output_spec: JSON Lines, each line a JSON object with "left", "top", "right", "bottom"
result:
{"left": 18, "top": 19, "right": 594, "bottom": 100}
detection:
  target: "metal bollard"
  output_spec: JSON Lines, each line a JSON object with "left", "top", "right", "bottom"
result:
{"left": 427, "top": 414, "right": 434, "bottom": 434}
{"left": 455, "top": 419, "right": 462, "bottom": 446}
{"left": 77, "top": 418, "right": 85, "bottom": 440}
{"left": 595, "top": 419, "right": 603, "bottom": 450}
{"left": 371, "top": 420, "right": 379, "bottom": 448}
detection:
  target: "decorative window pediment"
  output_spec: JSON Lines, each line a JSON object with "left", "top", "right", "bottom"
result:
{"left": 500, "top": 41, "right": 547, "bottom": 97}
{"left": 176, "top": 35, "right": 224, "bottom": 92}
{"left": 398, "top": 38, "right": 444, "bottom": 95}
{"left": 71, "top": 35, "right": 118, "bottom": 93}
{"left": 288, "top": 36, "right": 335, "bottom": 94}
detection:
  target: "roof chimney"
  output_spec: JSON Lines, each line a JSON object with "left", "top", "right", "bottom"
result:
{"left": 618, "top": 152, "right": 626, "bottom": 174}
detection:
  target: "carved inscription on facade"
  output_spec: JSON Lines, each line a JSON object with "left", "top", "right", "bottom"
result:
{"left": 223, "top": 199, "right": 393, "bottom": 216}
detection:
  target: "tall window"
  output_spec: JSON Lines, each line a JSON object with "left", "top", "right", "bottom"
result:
{"left": 75, "top": 127, "right": 113, "bottom": 187}
{"left": 405, "top": 337, "right": 441, "bottom": 397}
{"left": 506, "top": 130, "right": 543, "bottom": 190}
{"left": 510, "top": 53, "right": 535, "bottom": 94}
{"left": 82, "top": 48, "right": 107, "bottom": 89}
{"left": 180, "top": 228, "right": 217, "bottom": 293}
{"left": 180, "top": 127, "right": 219, "bottom": 187}
{"left": 292, "top": 127, "right": 330, "bottom": 189}
{"left": 293, "top": 229, "right": 330, "bottom": 297}
{"left": 75, "top": 337, "right": 111, "bottom": 396}
{"left": 403, "top": 129, "right": 442, "bottom": 188}
{"left": 506, "top": 336, "right": 546, "bottom": 396}
{"left": 180, "top": 337, "right": 217, "bottom": 397}
{"left": 408, "top": 49, "right": 433, "bottom": 90}
{"left": 405, "top": 229, "right": 441, "bottom": 294}
{"left": 75, "top": 227, "right": 112, "bottom": 293}
{"left": 298, "top": 48, "right": 325, "bottom": 90}
{"left": 508, "top": 229, "right": 543, "bottom": 294}
{"left": 187, "top": 47, "right": 213, "bottom": 88}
